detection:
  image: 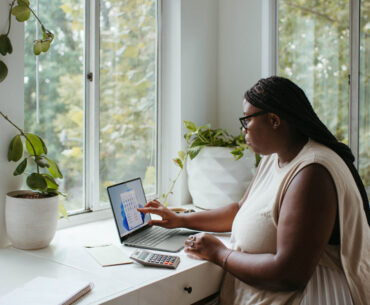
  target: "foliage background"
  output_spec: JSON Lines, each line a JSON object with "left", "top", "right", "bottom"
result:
{"left": 24, "top": 0, "right": 157, "bottom": 212}
{"left": 279, "top": 0, "right": 369, "bottom": 195}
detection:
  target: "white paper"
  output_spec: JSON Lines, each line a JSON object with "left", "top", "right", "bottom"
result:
{"left": 85, "top": 244, "right": 132, "bottom": 267}
{"left": 0, "top": 276, "right": 93, "bottom": 305}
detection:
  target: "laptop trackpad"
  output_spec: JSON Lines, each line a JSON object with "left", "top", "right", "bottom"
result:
{"left": 155, "top": 235, "right": 189, "bottom": 252}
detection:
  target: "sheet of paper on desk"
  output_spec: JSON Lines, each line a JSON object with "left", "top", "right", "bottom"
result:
{"left": 85, "top": 244, "right": 133, "bottom": 267}
{"left": 0, "top": 276, "right": 93, "bottom": 305}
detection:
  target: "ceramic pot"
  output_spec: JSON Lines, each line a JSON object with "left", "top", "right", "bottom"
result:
{"left": 187, "top": 147, "right": 255, "bottom": 209}
{"left": 5, "top": 190, "right": 59, "bottom": 250}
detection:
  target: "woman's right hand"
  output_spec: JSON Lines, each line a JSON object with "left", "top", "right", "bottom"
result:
{"left": 137, "top": 200, "right": 183, "bottom": 229}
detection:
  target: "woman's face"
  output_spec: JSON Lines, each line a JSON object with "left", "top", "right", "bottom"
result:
{"left": 242, "top": 99, "right": 275, "bottom": 155}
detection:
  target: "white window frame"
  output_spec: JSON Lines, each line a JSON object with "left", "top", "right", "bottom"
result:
{"left": 57, "top": 0, "right": 161, "bottom": 228}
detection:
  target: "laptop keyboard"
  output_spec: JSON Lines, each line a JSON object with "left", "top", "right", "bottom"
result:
{"left": 125, "top": 226, "right": 181, "bottom": 247}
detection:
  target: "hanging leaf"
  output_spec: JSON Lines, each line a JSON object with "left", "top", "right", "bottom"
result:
{"left": 26, "top": 173, "right": 47, "bottom": 191}
{"left": 8, "top": 135, "right": 23, "bottom": 162}
{"left": 0, "top": 60, "right": 8, "bottom": 83}
{"left": 13, "top": 158, "right": 27, "bottom": 175}
{"left": 0, "top": 35, "right": 13, "bottom": 56}
{"left": 40, "top": 40, "right": 51, "bottom": 52}
{"left": 177, "top": 150, "right": 186, "bottom": 161}
{"left": 33, "top": 41, "right": 42, "bottom": 55}
{"left": 173, "top": 158, "right": 183, "bottom": 169}
{"left": 44, "top": 157, "right": 63, "bottom": 179}
{"left": 17, "top": 0, "right": 30, "bottom": 5}
{"left": 11, "top": 5, "right": 31, "bottom": 22}
{"left": 25, "top": 133, "right": 47, "bottom": 156}
{"left": 58, "top": 202, "right": 68, "bottom": 219}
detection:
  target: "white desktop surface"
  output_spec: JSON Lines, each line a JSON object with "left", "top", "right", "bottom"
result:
{"left": 0, "top": 218, "right": 229, "bottom": 305}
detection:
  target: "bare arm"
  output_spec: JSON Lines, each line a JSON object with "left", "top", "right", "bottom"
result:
{"left": 185, "top": 164, "right": 338, "bottom": 291}
{"left": 138, "top": 200, "right": 240, "bottom": 232}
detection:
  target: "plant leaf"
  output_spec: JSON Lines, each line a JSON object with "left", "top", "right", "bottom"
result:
{"left": 17, "top": 0, "right": 30, "bottom": 5}
{"left": 45, "top": 157, "right": 63, "bottom": 178}
{"left": 184, "top": 121, "right": 197, "bottom": 132}
{"left": 35, "top": 156, "right": 50, "bottom": 168}
{"left": 40, "top": 40, "right": 51, "bottom": 52}
{"left": 25, "top": 133, "right": 46, "bottom": 156}
{"left": 26, "top": 173, "right": 47, "bottom": 191}
{"left": 0, "top": 35, "right": 13, "bottom": 56}
{"left": 188, "top": 146, "right": 202, "bottom": 160}
{"left": 11, "top": 5, "right": 31, "bottom": 22}
{"left": 33, "top": 41, "right": 42, "bottom": 55}
{"left": 42, "top": 174, "right": 59, "bottom": 190}
{"left": 58, "top": 202, "right": 68, "bottom": 219}
{"left": 177, "top": 150, "right": 186, "bottom": 161}
{"left": 8, "top": 135, "right": 23, "bottom": 162}
{"left": 0, "top": 60, "right": 8, "bottom": 83}
{"left": 13, "top": 158, "right": 27, "bottom": 175}
{"left": 173, "top": 158, "right": 183, "bottom": 169}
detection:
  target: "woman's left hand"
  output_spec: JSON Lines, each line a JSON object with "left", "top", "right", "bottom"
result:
{"left": 184, "top": 232, "right": 227, "bottom": 264}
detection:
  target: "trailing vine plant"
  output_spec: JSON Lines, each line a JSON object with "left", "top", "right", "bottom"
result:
{"left": 0, "top": 0, "right": 54, "bottom": 83}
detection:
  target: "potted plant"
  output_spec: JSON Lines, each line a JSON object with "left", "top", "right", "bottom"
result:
{"left": 1, "top": 111, "right": 66, "bottom": 250}
{"left": 162, "top": 121, "right": 260, "bottom": 209}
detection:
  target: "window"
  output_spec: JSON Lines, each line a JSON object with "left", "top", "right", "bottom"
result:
{"left": 359, "top": 0, "right": 370, "bottom": 195}
{"left": 278, "top": 0, "right": 369, "bottom": 197}
{"left": 24, "top": 0, "right": 158, "bottom": 215}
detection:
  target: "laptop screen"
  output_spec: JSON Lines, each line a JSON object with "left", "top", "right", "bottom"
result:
{"left": 107, "top": 178, "right": 151, "bottom": 238}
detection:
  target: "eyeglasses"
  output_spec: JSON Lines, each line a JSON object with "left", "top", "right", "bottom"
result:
{"left": 239, "top": 111, "right": 267, "bottom": 130}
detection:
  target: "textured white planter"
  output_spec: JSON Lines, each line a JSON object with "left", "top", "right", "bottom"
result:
{"left": 5, "top": 191, "right": 59, "bottom": 250}
{"left": 187, "top": 147, "right": 256, "bottom": 209}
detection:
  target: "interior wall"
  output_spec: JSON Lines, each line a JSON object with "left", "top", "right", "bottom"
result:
{"left": 0, "top": 1, "right": 24, "bottom": 247}
{"left": 217, "top": 0, "right": 263, "bottom": 135}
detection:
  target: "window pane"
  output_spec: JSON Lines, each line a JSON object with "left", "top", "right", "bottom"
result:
{"left": 359, "top": 0, "right": 370, "bottom": 197}
{"left": 278, "top": 0, "right": 350, "bottom": 143}
{"left": 24, "top": 0, "right": 85, "bottom": 213}
{"left": 99, "top": 0, "right": 157, "bottom": 205}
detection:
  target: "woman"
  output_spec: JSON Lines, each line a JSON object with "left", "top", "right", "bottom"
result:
{"left": 138, "top": 76, "right": 370, "bottom": 305}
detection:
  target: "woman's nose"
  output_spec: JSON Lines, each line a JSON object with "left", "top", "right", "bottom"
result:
{"left": 242, "top": 127, "right": 247, "bottom": 134}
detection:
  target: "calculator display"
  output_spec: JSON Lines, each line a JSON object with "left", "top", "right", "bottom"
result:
{"left": 139, "top": 252, "right": 149, "bottom": 260}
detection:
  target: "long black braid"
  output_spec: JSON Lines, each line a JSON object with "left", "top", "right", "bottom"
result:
{"left": 245, "top": 76, "right": 370, "bottom": 226}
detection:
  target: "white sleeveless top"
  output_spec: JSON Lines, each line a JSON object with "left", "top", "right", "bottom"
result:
{"left": 219, "top": 139, "right": 370, "bottom": 305}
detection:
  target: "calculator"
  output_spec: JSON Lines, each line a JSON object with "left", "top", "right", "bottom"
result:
{"left": 130, "top": 249, "right": 180, "bottom": 269}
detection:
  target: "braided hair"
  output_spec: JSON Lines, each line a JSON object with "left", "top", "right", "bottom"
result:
{"left": 245, "top": 76, "right": 370, "bottom": 225}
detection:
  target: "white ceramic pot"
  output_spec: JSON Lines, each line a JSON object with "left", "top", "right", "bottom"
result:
{"left": 5, "top": 190, "right": 59, "bottom": 250}
{"left": 187, "top": 147, "right": 256, "bottom": 209}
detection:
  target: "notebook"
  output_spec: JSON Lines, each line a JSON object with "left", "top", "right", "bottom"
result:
{"left": 0, "top": 276, "right": 93, "bottom": 305}
{"left": 107, "top": 178, "right": 196, "bottom": 252}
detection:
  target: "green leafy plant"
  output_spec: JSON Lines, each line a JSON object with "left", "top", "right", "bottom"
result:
{"left": 0, "top": 0, "right": 54, "bottom": 83}
{"left": 161, "top": 121, "right": 261, "bottom": 206}
{"left": 1, "top": 111, "right": 67, "bottom": 217}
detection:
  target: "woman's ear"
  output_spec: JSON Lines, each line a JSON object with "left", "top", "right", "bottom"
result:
{"left": 268, "top": 113, "right": 281, "bottom": 130}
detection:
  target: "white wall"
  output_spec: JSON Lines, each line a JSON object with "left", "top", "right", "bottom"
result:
{"left": 217, "top": 0, "right": 263, "bottom": 134}
{"left": 0, "top": 1, "right": 24, "bottom": 247}
{"left": 160, "top": 0, "right": 266, "bottom": 205}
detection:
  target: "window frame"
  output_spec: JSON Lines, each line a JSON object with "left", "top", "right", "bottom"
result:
{"left": 47, "top": 0, "right": 161, "bottom": 226}
{"left": 273, "top": 0, "right": 362, "bottom": 168}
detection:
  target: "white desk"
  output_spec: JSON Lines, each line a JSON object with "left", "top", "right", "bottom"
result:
{"left": 0, "top": 219, "right": 228, "bottom": 304}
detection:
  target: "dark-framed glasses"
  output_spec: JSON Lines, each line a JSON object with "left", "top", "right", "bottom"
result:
{"left": 239, "top": 111, "right": 267, "bottom": 130}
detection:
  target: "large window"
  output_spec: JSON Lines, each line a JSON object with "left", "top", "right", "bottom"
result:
{"left": 278, "top": 0, "right": 369, "bottom": 197}
{"left": 24, "top": 0, "right": 158, "bottom": 214}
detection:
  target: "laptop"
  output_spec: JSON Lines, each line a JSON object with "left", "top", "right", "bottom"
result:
{"left": 107, "top": 178, "right": 196, "bottom": 252}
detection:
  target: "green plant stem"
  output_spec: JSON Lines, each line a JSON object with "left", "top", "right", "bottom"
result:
{"left": 6, "top": 0, "right": 17, "bottom": 36}
{"left": 26, "top": 3, "right": 46, "bottom": 30}
{"left": 0, "top": 111, "right": 40, "bottom": 174}
{"left": 163, "top": 164, "right": 184, "bottom": 206}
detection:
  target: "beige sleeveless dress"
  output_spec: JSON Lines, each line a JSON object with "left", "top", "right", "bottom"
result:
{"left": 219, "top": 139, "right": 370, "bottom": 305}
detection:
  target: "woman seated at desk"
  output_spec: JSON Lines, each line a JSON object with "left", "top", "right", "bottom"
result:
{"left": 138, "top": 76, "right": 370, "bottom": 305}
